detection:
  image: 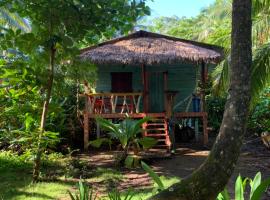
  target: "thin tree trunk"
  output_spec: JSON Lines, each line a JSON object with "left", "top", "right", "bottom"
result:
{"left": 32, "top": 46, "right": 56, "bottom": 182}
{"left": 148, "top": 1, "right": 252, "bottom": 199}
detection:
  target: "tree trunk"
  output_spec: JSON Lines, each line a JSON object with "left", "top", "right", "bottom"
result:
{"left": 148, "top": 0, "right": 252, "bottom": 199}
{"left": 32, "top": 46, "right": 56, "bottom": 182}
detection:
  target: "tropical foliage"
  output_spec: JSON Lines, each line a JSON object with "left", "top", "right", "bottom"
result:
{"left": 217, "top": 172, "right": 270, "bottom": 200}
{"left": 147, "top": 0, "right": 270, "bottom": 105}
{"left": 0, "top": 0, "right": 150, "bottom": 181}
{"left": 91, "top": 117, "right": 156, "bottom": 167}
{"left": 68, "top": 180, "right": 97, "bottom": 200}
{"left": 249, "top": 87, "right": 270, "bottom": 133}
{"left": 0, "top": 7, "right": 30, "bottom": 32}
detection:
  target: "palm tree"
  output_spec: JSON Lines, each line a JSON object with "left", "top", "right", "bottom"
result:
{"left": 149, "top": 0, "right": 252, "bottom": 199}
{"left": 148, "top": 0, "right": 269, "bottom": 106}
{"left": 195, "top": 0, "right": 269, "bottom": 106}
{"left": 0, "top": 7, "right": 31, "bottom": 32}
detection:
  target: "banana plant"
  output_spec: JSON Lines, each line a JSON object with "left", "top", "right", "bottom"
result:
{"left": 90, "top": 117, "right": 157, "bottom": 167}
{"left": 216, "top": 172, "right": 270, "bottom": 200}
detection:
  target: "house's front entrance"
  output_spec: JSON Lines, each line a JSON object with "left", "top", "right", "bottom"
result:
{"left": 148, "top": 72, "right": 165, "bottom": 113}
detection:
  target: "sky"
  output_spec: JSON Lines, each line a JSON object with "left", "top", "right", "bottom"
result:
{"left": 146, "top": 0, "right": 215, "bottom": 19}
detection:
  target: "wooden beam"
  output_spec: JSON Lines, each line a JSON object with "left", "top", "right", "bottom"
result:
{"left": 163, "top": 71, "right": 168, "bottom": 116}
{"left": 201, "top": 61, "right": 207, "bottom": 112}
{"left": 88, "top": 112, "right": 166, "bottom": 119}
{"left": 174, "top": 112, "right": 207, "bottom": 118}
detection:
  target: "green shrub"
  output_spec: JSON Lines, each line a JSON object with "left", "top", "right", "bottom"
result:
{"left": 0, "top": 150, "right": 32, "bottom": 171}
{"left": 249, "top": 87, "right": 270, "bottom": 133}
{"left": 206, "top": 96, "right": 226, "bottom": 133}
{"left": 90, "top": 117, "right": 157, "bottom": 168}
{"left": 217, "top": 172, "right": 270, "bottom": 200}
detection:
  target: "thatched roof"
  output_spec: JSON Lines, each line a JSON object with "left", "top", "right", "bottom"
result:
{"left": 80, "top": 30, "right": 223, "bottom": 65}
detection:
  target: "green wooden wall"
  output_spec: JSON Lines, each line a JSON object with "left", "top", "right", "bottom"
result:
{"left": 95, "top": 63, "right": 203, "bottom": 113}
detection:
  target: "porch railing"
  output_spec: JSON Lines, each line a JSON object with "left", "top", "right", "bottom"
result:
{"left": 83, "top": 92, "right": 143, "bottom": 114}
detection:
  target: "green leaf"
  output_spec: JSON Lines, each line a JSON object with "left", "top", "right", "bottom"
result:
{"left": 89, "top": 138, "right": 112, "bottom": 148}
{"left": 220, "top": 188, "right": 231, "bottom": 200}
{"left": 125, "top": 155, "right": 134, "bottom": 168}
{"left": 235, "top": 175, "right": 244, "bottom": 200}
{"left": 24, "top": 113, "right": 34, "bottom": 131}
{"left": 141, "top": 161, "right": 164, "bottom": 190}
{"left": 138, "top": 137, "right": 157, "bottom": 149}
{"left": 250, "top": 177, "right": 270, "bottom": 200}
{"left": 242, "top": 177, "right": 250, "bottom": 194}
{"left": 250, "top": 172, "right": 261, "bottom": 199}
{"left": 216, "top": 188, "right": 231, "bottom": 200}
{"left": 67, "top": 190, "right": 77, "bottom": 200}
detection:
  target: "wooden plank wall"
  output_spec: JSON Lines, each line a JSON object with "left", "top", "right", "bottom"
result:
{"left": 95, "top": 63, "right": 201, "bottom": 113}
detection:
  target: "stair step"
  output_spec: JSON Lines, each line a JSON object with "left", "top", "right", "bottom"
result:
{"left": 146, "top": 134, "right": 167, "bottom": 137}
{"left": 149, "top": 119, "right": 165, "bottom": 122}
{"left": 145, "top": 123, "right": 165, "bottom": 126}
{"left": 151, "top": 145, "right": 169, "bottom": 149}
{"left": 143, "top": 128, "right": 166, "bottom": 131}
{"left": 157, "top": 139, "right": 166, "bottom": 142}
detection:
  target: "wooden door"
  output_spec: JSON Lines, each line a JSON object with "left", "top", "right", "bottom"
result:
{"left": 149, "top": 72, "right": 164, "bottom": 113}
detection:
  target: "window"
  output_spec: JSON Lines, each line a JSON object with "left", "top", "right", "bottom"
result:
{"left": 111, "top": 72, "right": 133, "bottom": 93}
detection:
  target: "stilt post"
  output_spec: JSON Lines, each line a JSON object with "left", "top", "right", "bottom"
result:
{"left": 83, "top": 95, "right": 89, "bottom": 151}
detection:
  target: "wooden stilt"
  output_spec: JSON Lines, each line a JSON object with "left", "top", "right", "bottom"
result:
{"left": 203, "top": 115, "right": 208, "bottom": 145}
{"left": 83, "top": 112, "right": 89, "bottom": 151}
{"left": 83, "top": 95, "right": 90, "bottom": 151}
{"left": 195, "top": 118, "right": 199, "bottom": 142}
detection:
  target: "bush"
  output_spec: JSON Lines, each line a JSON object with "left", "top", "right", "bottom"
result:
{"left": 249, "top": 87, "right": 270, "bottom": 133}
{"left": 217, "top": 172, "right": 270, "bottom": 200}
{"left": 206, "top": 95, "right": 226, "bottom": 133}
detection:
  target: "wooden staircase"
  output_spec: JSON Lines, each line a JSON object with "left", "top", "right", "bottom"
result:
{"left": 143, "top": 118, "right": 171, "bottom": 151}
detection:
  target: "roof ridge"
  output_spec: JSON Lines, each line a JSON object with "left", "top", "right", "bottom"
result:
{"left": 80, "top": 30, "right": 223, "bottom": 54}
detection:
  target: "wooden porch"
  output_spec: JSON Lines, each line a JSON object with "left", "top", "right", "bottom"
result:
{"left": 81, "top": 91, "right": 209, "bottom": 151}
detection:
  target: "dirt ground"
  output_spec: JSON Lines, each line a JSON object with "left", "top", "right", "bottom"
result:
{"left": 81, "top": 139, "right": 270, "bottom": 199}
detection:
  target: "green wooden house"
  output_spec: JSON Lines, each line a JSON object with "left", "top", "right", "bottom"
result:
{"left": 80, "top": 30, "right": 223, "bottom": 150}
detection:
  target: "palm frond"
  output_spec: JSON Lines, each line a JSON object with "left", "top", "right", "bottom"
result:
{"left": 212, "top": 54, "right": 230, "bottom": 96}
{"left": 0, "top": 7, "right": 31, "bottom": 32}
{"left": 132, "top": 116, "right": 151, "bottom": 135}
{"left": 251, "top": 42, "right": 270, "bottom": 105}
{"left": 252, "top": 0, "right": 270, "bottom": 47}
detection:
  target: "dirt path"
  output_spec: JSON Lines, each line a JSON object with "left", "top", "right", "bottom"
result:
{"left": 79, "top": 142, "right": 270, "bottom": 199}
{"left": 151, "top": 146, "right": 270, "bottom": 199}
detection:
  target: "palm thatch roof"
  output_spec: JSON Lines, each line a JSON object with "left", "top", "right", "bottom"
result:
{"left": 80, "top": 30, "right": 223, "bottom": 65}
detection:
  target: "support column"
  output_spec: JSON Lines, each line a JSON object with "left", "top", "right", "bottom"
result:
{"left": 201, "top": 61, "right": 207, "bottom": 112}
{"left": 163, "top": 71, "right": 168, "bottom": 116}
{"left": 83, "top": 112, "right": 89, "bottom": 151}
{"left": 203, "top": 114, "right": 208, "bottom": 145}
{"left": 83, "top": 96, "right": 89, "bottom": 151}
